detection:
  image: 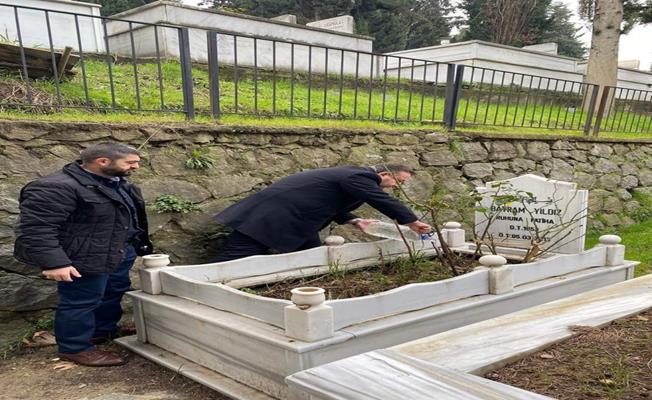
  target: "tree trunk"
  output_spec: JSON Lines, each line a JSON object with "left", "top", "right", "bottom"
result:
{"left": 583, "top": 0, "right": 623, "bottom": 117}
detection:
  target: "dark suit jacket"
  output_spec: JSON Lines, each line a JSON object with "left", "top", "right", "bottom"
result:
{"left": 215, "top": 166, "right": 417, "bottom": 252}
{"left": 14, "top": 162, "right": 153, "bottom": 274}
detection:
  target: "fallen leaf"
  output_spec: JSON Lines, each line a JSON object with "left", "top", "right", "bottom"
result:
{"left": 23, "top": 331, "right": 56, "bottom": 347}
{"left": 53, "top": 362, "right": 76, "bottom": 371}
{"left": 539, "top": 353, "right": 554, "bottom": 359}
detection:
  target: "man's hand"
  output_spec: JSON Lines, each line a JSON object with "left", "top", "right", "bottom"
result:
{"left": 406, "top": 220, "right": 432, "bottom": 234}
{"left": 42, "top": 266, "right": 82, "bottom": 282}
{"left": 350, "top": 218, "right": 379, "bottom": 231}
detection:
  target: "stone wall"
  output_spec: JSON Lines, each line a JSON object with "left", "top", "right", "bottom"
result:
{"left": 1, "top": 120, "right": 651, "bottom": 321}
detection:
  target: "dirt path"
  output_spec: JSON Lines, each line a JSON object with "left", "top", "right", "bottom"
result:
{"left": 0, "top": 342, "right": 230, "bottom": 400}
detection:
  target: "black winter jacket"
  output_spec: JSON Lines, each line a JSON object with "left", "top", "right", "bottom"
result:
{"left": 14, "top": 162, "right": 153, "bottom": 274}
{"left": 216, "top": 166, "right": 417, "bottom": 252}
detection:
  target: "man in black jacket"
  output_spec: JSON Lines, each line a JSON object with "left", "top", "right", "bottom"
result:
{"left": 14, "top": 143, "right": 153, "bottom": 367}
{"left": 212, "top": 164, "right": 431, "bottom": 262}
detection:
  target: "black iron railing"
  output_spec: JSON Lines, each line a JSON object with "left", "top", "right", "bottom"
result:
{"left": 592, "top": 86, "right": 652, "bottom": 135}
{"left": 1, "top": 3, "right": 651, "bottom": 136}
{"left": 0, "top": 2, "right": 194, "bottom": 118}
{"left": 451, "top": 65, "right": 602, "bottom": 134}
{"left": 205, "top": 30, "right": 454, "bottom": 124}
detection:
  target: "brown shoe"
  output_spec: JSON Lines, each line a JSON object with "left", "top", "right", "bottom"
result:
{"left": 59, "top": 349, "right": 126, "bottom": 367}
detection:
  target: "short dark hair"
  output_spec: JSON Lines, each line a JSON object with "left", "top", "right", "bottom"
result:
{"left": 372, "top": 164, "right": 415, "bottom": 175}
{"left": 80, "top": 143, "right": 139, "bottom": 164}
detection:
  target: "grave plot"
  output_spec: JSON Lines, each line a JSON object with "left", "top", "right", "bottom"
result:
{"left": 285, "top": 274, "right": 652, "bottom": 400}
{"left": 117, "top": 175, "right": 638, "bottom": 400}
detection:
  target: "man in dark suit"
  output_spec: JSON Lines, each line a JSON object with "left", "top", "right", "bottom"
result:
{"left": 212, "top": 164, "right": 431, "bottom": 262}
{"left": 15, "top": 143, "right": 153, "bottom": 367}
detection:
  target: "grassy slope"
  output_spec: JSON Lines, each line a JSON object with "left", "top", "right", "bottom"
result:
{"left": 1, "top": 60, "right": 650, "bottom": 138}
{"left": 586, "top": 220, "right": 652, "bottom": 277}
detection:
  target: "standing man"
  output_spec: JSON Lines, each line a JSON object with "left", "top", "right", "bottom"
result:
{"left": 212, "top": 164, "right": 431, "bottom": 262}
{"left": 14, "top": 143, "right": 153, "bottom": 367}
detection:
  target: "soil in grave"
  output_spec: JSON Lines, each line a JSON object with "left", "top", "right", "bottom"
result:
{"left": 486, "top": 309, "right": 652, "bottom": 400}
{"left": 0, "top": 342, "right": 230, "bottom": 400}
{"left": 244, "top": 254, "right": 478, "bottom": 300}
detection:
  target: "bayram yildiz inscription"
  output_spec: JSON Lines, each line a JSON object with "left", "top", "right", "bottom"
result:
{"left": 475, "top": 174, "right": 588, "bottom": 254}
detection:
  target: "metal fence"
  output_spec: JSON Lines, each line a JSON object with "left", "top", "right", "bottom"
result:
{"left": 0, "top": 2, "right": 194, "bottom": 118}
{"left": 592, "top": 86, "right": 652, "bottom": 135}
{"left": 451, "top": 65, "right": 601, "bottom": 133}
{"left": 206, "top": 30, "right": 455, "bottom": 123}
{"left": 0, "top": 3, "right": 651, "bottom": 136}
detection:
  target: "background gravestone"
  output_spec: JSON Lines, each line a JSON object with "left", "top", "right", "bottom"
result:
{"left": 306, "top": 16, "right": 355, "bottom": 33}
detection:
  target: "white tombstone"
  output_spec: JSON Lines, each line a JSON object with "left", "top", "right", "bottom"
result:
{"left": 474, "top": 174, "right": 588, "bottom": 254}
{"left": 306, "top": 15, "right": 355, "bottom": 34}
{"left": 270, "top": 14, "right": 297, "bottom": 24}
{"left": 522, "top": 42, "right": 559, "bottom": 55}
{"left": 618, "top": 59, "right": 640, "bottom": 70}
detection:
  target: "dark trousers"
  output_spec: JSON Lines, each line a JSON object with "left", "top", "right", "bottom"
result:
{"left": 55, "top": 245, "right": 137, "bottom": 354}
{"left": 210, "top": 230, "right": 322, "bottom": 262}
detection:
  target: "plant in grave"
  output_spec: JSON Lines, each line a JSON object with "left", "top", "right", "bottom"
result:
{"left": 185, "top": 148, "right": 215, "bottom": 170}
{"left": 390, "top": 178, "right": 475, "bottom": 276}
{"left": 152, "top": 194, "right": 200, "bottom": 214}
{"left": 327, "top": 259, "right": 346, "bottom": 280}
{"left": 239, "top": 287, "right": 257, "bottom": 295}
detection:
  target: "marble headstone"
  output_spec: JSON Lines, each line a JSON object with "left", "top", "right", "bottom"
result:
{"left": 271, "top": 14, "right": 298, "bottom": 24}
{"left": 475, "top": 174, "right": 588, "bottom": 254}
{"left": 306, "top": 16, "right": 355, "bottom": 34}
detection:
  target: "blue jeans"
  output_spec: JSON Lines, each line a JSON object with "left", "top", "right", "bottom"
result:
{"left": 55, "top": 245, "right": 137, "bottom": 354}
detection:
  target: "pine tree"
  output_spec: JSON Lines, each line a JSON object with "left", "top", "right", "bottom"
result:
{"left": 539, "top": 2, "right": 586, "bottom": 58}
{"left": 460, "top": 0, "right": 551, "bottom": 47}
{"left": 405, "top": 0, "right": 453, "bottom": 49}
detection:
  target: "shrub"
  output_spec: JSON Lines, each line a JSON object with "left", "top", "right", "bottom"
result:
{"left": 185, "top": 148, "right": 215, "bottom": 170}
{"left": 152, "top": 194, "right": 200, "bottom": 214}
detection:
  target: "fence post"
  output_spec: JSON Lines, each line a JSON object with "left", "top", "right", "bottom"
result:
{"left": 449, "top": 64, "right": 465, "bottom": 131}
{"left": 583, "top": 85, "right": 599, "bottom": 136}
{"left": 443, "top": 64, "right": 455, "bottom": 129}
{"left": 444, "top": 64, "right": 464, "bottom": 130}
{"left": 207, "top": 31, "right": 221, "bottom": 119}
{"left": 178, "top": 27, "right": 195, "bottom": 120}
{"left": 592, "top": 86, "right": 611, "bottom": 137}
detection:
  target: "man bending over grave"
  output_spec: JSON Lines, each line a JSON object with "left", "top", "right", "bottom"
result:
{"left": 211, "top": 164, "right": 431, "bottom": 262}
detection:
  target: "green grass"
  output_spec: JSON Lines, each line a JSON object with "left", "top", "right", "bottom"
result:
{"left": 1, "top": 60, "right": 650, "bottom": 137}
{"left": 0, "top": 109, "right": 443, "bottom": 131}
{"left": 586, "top": 219, "right": 652, "bottom": 277}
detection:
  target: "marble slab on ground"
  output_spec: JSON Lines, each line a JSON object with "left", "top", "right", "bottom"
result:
{"left": 286, "top": 349, "right": 553, "bottom": 400}
{"left": 115, "top": 336, "right": 274, "bottom": 400}
{"left": 392, "top": 274, "right": 652, "bottom": 375}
